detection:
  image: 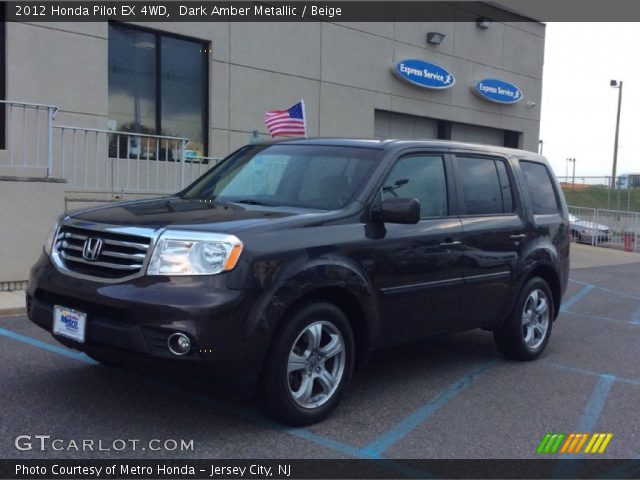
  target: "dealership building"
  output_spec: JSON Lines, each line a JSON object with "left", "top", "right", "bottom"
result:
{"left": 0, "top": 4, "right": 545, "bottom": 288}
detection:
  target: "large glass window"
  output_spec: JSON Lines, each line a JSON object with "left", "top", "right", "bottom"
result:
{"left": 108, "top": 23, "right": 208, "bottom": 156}
{"left": 457, "top": 156, "right": 514, "bottom": 215}
{"left": 382, "top": 155, "right": 448, "bottom": 218}
{"left": 520, "top": 160, "right": 560, "bottom": 214}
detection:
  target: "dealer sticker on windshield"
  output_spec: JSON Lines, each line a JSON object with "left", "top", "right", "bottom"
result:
{"left": 53, "top": 305, "right": 86, "bottom": 343}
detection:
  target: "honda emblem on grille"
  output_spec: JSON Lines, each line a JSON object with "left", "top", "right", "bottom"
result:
{"left": 82, "top": 237, "right": 104, "bottom": 261}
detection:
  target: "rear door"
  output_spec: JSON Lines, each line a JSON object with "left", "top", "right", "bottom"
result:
{"left": 364, "top": 152, "right": 465, "bottom": 343}
{"left": 453, "top": 154, "right": 527, "bottom": 328}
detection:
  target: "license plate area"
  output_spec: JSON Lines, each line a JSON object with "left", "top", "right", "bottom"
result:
{"left": 53, "top": 305, "right": 87, "bottom": 343}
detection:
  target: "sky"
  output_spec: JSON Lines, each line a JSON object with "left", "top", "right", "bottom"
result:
{"left": 539, "top": 23, "right": 640, "bottom": 180}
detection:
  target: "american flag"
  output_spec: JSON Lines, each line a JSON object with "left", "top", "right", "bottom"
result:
{"left": 264, "top": 100, "right": 307, "bottom": 137}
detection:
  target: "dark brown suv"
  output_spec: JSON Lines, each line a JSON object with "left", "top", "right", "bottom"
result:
{"left": 27, "top": 139, "right": 570, "bottom": 425}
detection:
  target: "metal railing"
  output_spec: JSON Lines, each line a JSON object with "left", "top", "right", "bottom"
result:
{"left": 0, "top": 100, "right": 58, "bottom": 176}
{"left": 593, "top": 208, "right": 639, "bottom": 252}
{"left": 568, "top": 205, "right": 639, "bottom": 252}
{"left": 1, "top": 99, "right": 221, "bottom": 193}
{"left": 51, "top": 126, "right": 220, "bottom": 194}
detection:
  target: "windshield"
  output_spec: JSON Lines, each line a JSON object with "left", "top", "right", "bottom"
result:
{"left": 181, "top": 144, "right": 382, "bottom": 210}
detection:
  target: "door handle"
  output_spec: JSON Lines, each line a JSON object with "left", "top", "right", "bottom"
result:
{"left": 510, "top": 234, "right": 527, "bottom": 241}
{"left": 440, "top": 240, "right": 462, "bottom": 247}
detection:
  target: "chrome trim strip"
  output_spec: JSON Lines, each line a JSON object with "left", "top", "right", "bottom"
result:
{"left": 381, "top": 277, "right": 464, "bottom": 295}
{"left": 60, "top": 251, "right": 142, "bottom": 270}
{"left": 380, "top": 271, "right": 511, "bottom": 295}
{"left": 99, "top": 250, "right": 146, "bottom": 261}
{"left": 465, "top": 271, "right": 511, "bottom": 282}
{"left": 103, "top": 238, "right": 148, "bottom": 250}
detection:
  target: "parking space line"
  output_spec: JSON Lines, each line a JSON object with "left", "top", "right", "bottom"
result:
{"left": 0, "top": 327, "right": 97, "bottom": 365}
{"left": 561, "top": 284, "right": 594, "bottom": 312}
{"left": 561, "top": 309, "right": 640, "bottom": 326}
{"left": 358, "top": 359, "right": 498, "bottom": 457}
{"left": 569, "top": 279, "right": 640, "bottom": 302}
{"left": 575, "top": 374, "right": 615, "bottom": 432}
{"left": 542, "top": 360, "right": 640, "bottom": 387}
{"left": 552, "top": 374, "right": 616, "bottom": 477}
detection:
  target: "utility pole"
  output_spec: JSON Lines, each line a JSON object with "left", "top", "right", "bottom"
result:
{"left": 610, "top": 80, "right": 623, "bottom": 189}
{"left": 566, "top": 158, "right": 576, "bottom": 185}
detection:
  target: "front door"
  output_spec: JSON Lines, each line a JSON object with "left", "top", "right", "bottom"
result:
{"left": 363, "top": 153, "right": 465, "bottom": 344}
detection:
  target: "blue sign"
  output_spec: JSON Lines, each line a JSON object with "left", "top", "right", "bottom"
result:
{"left": 475, "top": 79, "right": 522, "bottom": 104}
{"left": 393, "top": 59, "right": 455, "bottom": 90}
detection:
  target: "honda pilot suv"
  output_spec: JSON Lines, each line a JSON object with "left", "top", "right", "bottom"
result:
{"left": 27, "top": 139, "right": 570, "bottom": 425}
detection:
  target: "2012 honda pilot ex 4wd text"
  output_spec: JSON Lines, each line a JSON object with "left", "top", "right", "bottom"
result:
{"left": 27, "top": 139, "right": 570, "bottom": 425}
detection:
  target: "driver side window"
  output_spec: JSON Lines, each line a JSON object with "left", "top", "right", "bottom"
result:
{"left": 382, "top": 155, "right": 448, "bottom": 219}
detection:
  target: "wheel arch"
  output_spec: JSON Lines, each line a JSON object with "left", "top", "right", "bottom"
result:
{"left": 277, "top": 286, "right": 372, "bottom": 370}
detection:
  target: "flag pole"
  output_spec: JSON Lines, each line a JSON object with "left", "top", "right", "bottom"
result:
{"left": 300, "top": 99, "right": 308, "bottom": 138}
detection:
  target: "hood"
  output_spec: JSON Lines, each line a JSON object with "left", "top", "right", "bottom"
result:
{"left": 67, "top": 196, "right": 317, "bottom": 232}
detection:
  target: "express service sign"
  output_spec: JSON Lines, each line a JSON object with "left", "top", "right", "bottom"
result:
{"left": 393, "top": 59, "right": 455, "bottom": 90}
{"left": 475, "top": 79, "right": 522, "bottom": 104}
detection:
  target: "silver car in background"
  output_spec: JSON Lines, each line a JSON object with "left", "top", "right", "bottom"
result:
{"left": 569, "top": 213, "right": 611, "bottom": 244}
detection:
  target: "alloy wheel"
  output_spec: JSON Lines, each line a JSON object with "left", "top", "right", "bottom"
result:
{"left": 286, "top": 321, "right": 346, "bottom": 409}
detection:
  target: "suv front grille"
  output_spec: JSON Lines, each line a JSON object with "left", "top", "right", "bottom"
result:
{"left": 54, "top": 225, "right": 152, "bottom": 279}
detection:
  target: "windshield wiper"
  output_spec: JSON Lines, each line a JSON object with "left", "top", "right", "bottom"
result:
{"left": 232, "top": 199, "right": 269, "bottom": 206}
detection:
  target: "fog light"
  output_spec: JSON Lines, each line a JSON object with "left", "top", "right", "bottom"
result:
{"left": 168, "top": 333, "right": 191, "bottom": 356}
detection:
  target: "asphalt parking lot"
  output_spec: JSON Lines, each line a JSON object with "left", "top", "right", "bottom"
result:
{"left": 1, "top": 244, "right": 639, "bottom": 462}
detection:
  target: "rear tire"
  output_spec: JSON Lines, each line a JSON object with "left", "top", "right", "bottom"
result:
{"left": 262, "top": 302, "right": 355, "bottom": 426}
{"left": 493, "top": 277, "right": 553, "bottom": 361}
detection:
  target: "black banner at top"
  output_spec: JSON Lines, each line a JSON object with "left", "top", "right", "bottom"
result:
{"left": 5, "top": 0, "right": 640, "bottom": 22}
{"left": 4, "top": 2, "right": 534, "bottom": 22}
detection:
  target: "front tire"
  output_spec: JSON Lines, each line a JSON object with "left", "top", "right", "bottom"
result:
{"left": 493, "top": 277, "right": 553, "bottom": 361}
{"left": 262, "top": 302, "right": 355, "bottom": 426}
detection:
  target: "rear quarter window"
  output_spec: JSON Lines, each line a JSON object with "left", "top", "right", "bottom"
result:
{"left": 519, "top": 160, "right": 561, "bottom": 215}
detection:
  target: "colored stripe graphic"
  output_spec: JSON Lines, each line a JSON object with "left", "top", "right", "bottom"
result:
{"left": 538, "top": 433, "right": 613, "bottom": 454}
{"left": 537, "top": 433, "right": 565, "bottom": 454}
{"left": 585, "top": 433, "right": 614, "bottom": 454}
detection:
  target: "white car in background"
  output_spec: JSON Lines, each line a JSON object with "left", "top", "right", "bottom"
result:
{"left": 569, "top": 213, "right": 611, "bottom": 244}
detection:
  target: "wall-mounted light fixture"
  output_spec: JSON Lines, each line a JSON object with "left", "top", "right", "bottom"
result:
{"left": 476, "top": 17, "right": 492, "bottom": 29}
{"left": 426, "top": 32, "right": 445, "bottom": 45}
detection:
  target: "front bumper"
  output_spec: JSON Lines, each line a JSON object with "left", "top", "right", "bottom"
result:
{"left": 26, "top": 252, "right": 268, "bottom": 385}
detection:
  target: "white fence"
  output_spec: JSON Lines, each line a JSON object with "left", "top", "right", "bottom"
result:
{"left": 52, "top": 126, "right": 217, "bottom": 194}
{"left": 0, "top": 100, "right": 57, "bottom": 176}
{"left": 1, "top": 100, "right": 220, "bottom": 194}
{"left": 568, "top": 205, "right": 639, "bottom": 252}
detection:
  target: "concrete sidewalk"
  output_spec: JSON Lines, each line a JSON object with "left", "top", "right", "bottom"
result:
{"left": 0, "top": 290, "right": 25, "bottom": 316}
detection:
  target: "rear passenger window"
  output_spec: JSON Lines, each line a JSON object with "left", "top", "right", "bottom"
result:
{"left": 457, "top": 156, "right": 514, "bottom": 215}
{"left": 519, "top": 161, "right": 560, "bottom": 214}
{"left": 382, "top": 155, "right": 448, "bottom": 218}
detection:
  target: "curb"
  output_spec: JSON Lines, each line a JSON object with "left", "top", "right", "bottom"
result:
{"left": 0, "top": 290, "right": 27, "bottom": 317}
{"left": 0, "top": 306, "right": 26, "bottom": 316}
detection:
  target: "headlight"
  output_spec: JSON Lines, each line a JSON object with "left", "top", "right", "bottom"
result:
{"left": 147, "top": 231, "right": 243, "bottom": 276}
{"left": 43, "top": 223, "right": 59, "bottom": 256}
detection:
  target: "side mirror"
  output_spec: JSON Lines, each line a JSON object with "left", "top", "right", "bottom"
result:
{"left": 379, "top": 197, "right": 420, "bottom": 224}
